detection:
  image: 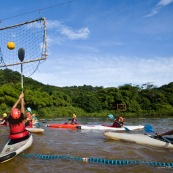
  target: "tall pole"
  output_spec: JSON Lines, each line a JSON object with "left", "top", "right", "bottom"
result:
{"left": 18, "top": 48, "right": 25, "bottom": 92}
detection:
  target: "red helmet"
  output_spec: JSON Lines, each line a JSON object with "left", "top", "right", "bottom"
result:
{"left": 10, "top": 108, "right": 21, "bottom": 119}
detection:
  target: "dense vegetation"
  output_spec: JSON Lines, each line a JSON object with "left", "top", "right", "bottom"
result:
{"left": 0, "top": 69, "right": 173, "bottom": 118}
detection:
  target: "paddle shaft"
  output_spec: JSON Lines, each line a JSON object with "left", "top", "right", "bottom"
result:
{"left": 18, "top": 48, "right": 25, "bottom": 92}
{"left": 155, "top": 133, "right": 171, "bottom": 143}
{"left": 21, "top": 64, "right": 23, "bottom": 91}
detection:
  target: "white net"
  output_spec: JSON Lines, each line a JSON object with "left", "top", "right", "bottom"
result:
{"left": 0, "top": 17, "right": 47, "bottom": 77}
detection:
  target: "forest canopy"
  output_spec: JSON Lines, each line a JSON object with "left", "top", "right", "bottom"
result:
{"left": 0, "top": 69, "right": 173, "bottom": 118}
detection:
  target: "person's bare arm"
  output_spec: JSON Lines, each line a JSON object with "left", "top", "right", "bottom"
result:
{"left": 12, "top": 94, "right": 22, "bottom": 109}
{"left": 160, "top": 130, "right": 173, "bottom": 136}
{"left": 12, "top": 92, "right": 24, "bottom": 110}
{"left": 0, "top": 120, "right": 5, "bottom": 125}
{"left": 21, "top": 92, "right": 25, "bottom": 115}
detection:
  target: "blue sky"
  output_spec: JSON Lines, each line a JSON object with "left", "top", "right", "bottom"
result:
{"left": 0, "top": 0, "right": 173, "bottom": 88}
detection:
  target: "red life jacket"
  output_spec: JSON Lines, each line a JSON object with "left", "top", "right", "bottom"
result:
{"left": 28, "top": 120, "right": 32, "bottom": 127}
{"left": 26, "top": 114, "right": 33, "bottom": 127}
{"left": 112, "top": 121, "right": 123, "bottom": 128}
{"left": 9, "top": 122, "right": 29, "bottom": 139}
{"left": 25, "top": 120, "right": 33, "bottom": 128}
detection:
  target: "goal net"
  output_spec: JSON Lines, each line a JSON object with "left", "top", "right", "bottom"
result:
{"left": 0, "top": 17, "right": 48, "bottom": 77}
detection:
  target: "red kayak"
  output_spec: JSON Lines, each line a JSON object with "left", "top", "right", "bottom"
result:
{"left": 46, "top": 123, "right": 79, "bottom": 129}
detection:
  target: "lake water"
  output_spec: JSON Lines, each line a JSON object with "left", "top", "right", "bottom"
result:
{"left": 0, "top": 118, "right": 173, "bottom": 173}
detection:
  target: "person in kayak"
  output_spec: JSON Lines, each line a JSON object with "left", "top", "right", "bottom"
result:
{"left": 32, "top": 114, "right": 40, "bottom": 127}
{"left": 25, "top": 111, "right": 33, "bottom": 127}
{"left": 112, "top": 116, "right": 124, "bottom": 127}
{"left": 0, "top": 113, "right": 8, "bottom": 125}
{"left": 67, "top": 114, "right": 78, "bottom": 124}
{"left": 7, "top": 92, "right": 30, "bottom": 139}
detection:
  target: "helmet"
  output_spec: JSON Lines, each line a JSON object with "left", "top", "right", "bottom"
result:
{"left": 119, "top": 116, "right": 124, "bottom": 122}
{"left": 73, "top": 114, "right": 76, "bottom": 118}
{"left": 3, "top": 113, "right": 7, "bottom": 117}
{"left": 10, "top": 108, "right": 21, "bottom": 119}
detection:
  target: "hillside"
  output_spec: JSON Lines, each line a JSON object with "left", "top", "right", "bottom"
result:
{"left": 0, "top": 69, "right": 173, "bottom": 118}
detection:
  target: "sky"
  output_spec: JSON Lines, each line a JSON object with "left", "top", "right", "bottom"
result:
{"left": 0, "top": 0, "right": 173, "bottom": 88}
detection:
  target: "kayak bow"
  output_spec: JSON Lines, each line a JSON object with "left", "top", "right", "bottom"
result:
{"left": 26, "top": 127, "right": 44, "bottom": 133}
{"left": 0, "top": 133, "right": 33, "bottom": 163}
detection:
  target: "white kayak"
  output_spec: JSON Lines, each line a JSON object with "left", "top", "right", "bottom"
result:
{"left": 26, "top": 127, "right": 44, "bottom": 133}
{"left": 76, "top": 125, "right": 144, "bottom": 131}
{"left": 0, "top": 133, "right": 33, "bottom": 163}
{"left": 104, "top": 131, "right": 173, "bottom": 149}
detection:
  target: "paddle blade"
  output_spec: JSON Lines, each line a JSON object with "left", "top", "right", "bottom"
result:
{"left": 18, "top": 48, "right": 25, "bottom": 62}
{"left": 124, "top": 127, "right": 130, "bottom": 132}
{"left": 144, "top": 124, "right": 155, "bottom": 133}
{"left": 108, "top": 114, "right": 114, "bottom": 119}
{"left": 145, "top": 124, "right": 172, "bottom": 143}
{"left": 27, "top": 107, "right": 32, "bottom": 113}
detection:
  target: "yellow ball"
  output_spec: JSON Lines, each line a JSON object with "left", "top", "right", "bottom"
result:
{"left": 7, "top": 42, "right": 15, "bottom": 50}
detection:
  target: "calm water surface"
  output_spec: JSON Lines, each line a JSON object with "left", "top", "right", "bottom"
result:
{"left": 0, "top": 118, "right": 172, "bottom": 173}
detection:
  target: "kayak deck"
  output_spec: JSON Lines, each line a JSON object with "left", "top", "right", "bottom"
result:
{"left": 77, "top": 125, "right": 144, "bottom": 131}
{"left": 46, "top": 123, "right": 79, "bottom": 129}
{"left": 104, "top": 131, "right": 173, "bottom": 149}
{"left": 26, "top": 127, "right": 44, "bottom": 133}
{"left": 0, "top": 134, "right": 33, "bottom": 163}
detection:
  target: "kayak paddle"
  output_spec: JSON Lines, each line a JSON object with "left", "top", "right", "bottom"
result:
{"left": 27, "top": 107, "right": 32, "bottom": 113}
{"left": 144, "top": 124, "right": 171, "bottom": 143}
{"left": 64, "top": 119, "right": 72, "bottom": 124}
{"left": 108, "top": 114, "right": 130, "bottom": 132}
{"left": 108, "top": 114, "right": 114, "bottom": 119}
{"left": 18, "top": 48, "right": 25, "bottom": 92}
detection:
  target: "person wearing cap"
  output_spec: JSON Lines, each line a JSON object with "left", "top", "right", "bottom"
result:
{"left": 72, "top": 114, "right": 78, "bottom": 124}
{"left": 67, "top": 114, "right": 78, "bottom": 124}
{"left": 0, "top": 113, "right": 8, "bottom": 125}
{"left": 7, "top": 92, "right": 30, "bottom": 139}
{"left": 112, "top": 116, "right": 124, "bottom": 127}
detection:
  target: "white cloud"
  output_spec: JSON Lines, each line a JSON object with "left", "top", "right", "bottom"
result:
{"left": 158, "top": 0, "right": 173, "bottom": 6}
{"left": 145, "top": 0, "right": 173, "bottom": 17}
{"left": 46, "top": 20, "right": 62, "bottom": 29}
{"left": 60, "top": 26, "right": 89, "bottom": 40}
{"left": 46, "top": 20, "right": 90, "bottom": 41}
{"left": 32, "top": 54, "right": 173, "bottom": 88}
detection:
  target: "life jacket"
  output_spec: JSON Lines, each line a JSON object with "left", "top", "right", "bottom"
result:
{"left": 9, "top": 122, "right": 29, "bottom": 139}
{"left": 28, "top": 120, "right": 32, "bottom": 127}
{"left": 25, "top": 120, "right": 32, "bottom": 127}
{"left": 71, "top": 118, "right": 78, "bottom": 124}
{"left": 112, "top": 121, "right": 123, "bottom": 128}
{"left": 25, "top": 114, "right": 33, "bottom": 127}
